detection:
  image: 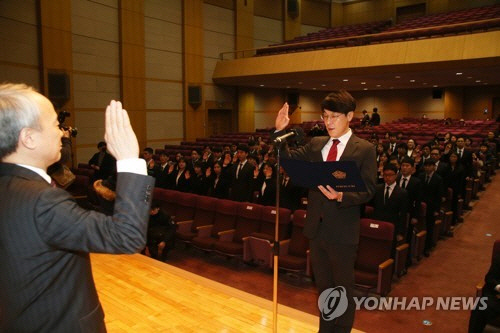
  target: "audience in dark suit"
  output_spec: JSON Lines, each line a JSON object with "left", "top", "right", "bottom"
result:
{"left": 253, "top": 162, "right": 277, "bottom": 206}
{"left": 88, "top": 141, "right": 116, "bottom": 181}
{"left": 206, "top": 161, "right": 230, "bottom": 199}
{"left": 229, "top": 144, "right": 255, "bottom": 202}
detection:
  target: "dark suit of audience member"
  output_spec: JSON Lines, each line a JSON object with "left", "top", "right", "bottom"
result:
{"left": 254, "top": 162, "right": 276, "bottom": 206}
{"left": 456, "top": 146, "right": 474, "bottom": 178}
{"left": 190, "top": 163, "right": 209, "bottom": 195}
{"left": 446, "top": 152, "right": 466, "bottom": 224}
{"left": 229, "top": 145, "right": 255, "bottom": 202}
{"left": 146, "top": 204, "right": 175, "bottom": 261}
{"left": 370, "top": 108, "right": 381, "bottom": 126}
{"left": 89, "top": 142, "right": 116, "bottom": 181}
{"left": 279, "top": 173, "right": 305, "bottom": 212}
{"left": 172, "top": 158, "right": 191, "bottom": 192}
{"left": 371, "top": 164, "right": 409, "bottom": 249}
{"left": 469, "top": 256, "right": 500, "bottom": 333}
{"left": 155, "top": 162, "right": 173, "bottom": 189}
{"left": 419, "top": 159, "right": 445, "bottom": 254}
{"left": 207, "top": 172, "right": 230, "bottom": 199}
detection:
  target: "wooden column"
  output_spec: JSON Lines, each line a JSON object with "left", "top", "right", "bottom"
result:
{"left": 284, "top": 0, "right": 301, "bottom": 41}
{"left": 238, "top": 88, "right": 255, "bottom": 132}
{"left": 183, "top": 0, "right": 205, "bottom": 141}
{"left": 235, "top": 0, "right": 254, "bottom": 58}
{"left": 331, "top": 2, "right": 343, "bottom": 27}
{"left": 444, "top": 87, "right": 464, "bottom": 120}
{"left": 119, "top": 0, "right": 146, "bottom": 148}
{"left": 39, "top": 0, "right": 74, "bottom": 162}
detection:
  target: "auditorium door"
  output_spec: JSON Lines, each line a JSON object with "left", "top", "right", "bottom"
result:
{"left": 207, "top": 109, "right": 233, "bottom": 137}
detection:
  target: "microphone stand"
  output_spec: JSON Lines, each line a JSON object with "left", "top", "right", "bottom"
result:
{"left": 272, "top": 141, "right": 282, "bottom": 333}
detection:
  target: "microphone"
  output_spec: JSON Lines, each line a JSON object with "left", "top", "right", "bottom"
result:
{"left": 274, "top": 128, "right": 304, "bottom": 143}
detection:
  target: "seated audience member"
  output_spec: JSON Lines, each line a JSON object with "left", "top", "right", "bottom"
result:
{"left": 89, "top": 141, "right": 116, "bottom": 181}
{"left": 371, "top": 163, "right": 409, "bottom": 247}
{"left": 206, "top": 161, "right": 230, "bottom": 199}
{"left": 146, "top": 201, "right": 175, "bottom": 261}
{"left": 253, "top": 162, "right": 276, "bottom": 206}
{"left": 468, "top": 256, "right": 500, "bottom": 333}
{"left": 478, "top": 142, "right": 494, "bottom": 168}
{"left": 155, "top": 151, "right": 173, "bottom": 189}
{"left": 142, "top": 147, "right": 157, "bottom": 177}
{"left": 419, "top": 159, "right": 445, "bottom": 256}
{"left": 190, "top": 162, "right": 208, "bottom": 195}
{"left": 172, "top": 157, "right": 191, "bottom": 192}
{"left": 485, "top": 131, "right": 498, "bottom": 154}
{"left": 445, "top": 152, "right": 465, "bottom": 225}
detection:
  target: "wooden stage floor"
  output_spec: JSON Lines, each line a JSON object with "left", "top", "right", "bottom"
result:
{"left": 91, "top": 253, "right": 321, "bottom": 332}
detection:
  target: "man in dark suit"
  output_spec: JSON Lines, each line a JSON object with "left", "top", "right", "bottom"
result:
{"left": 0, "top": 83, "right": 154, "bottom": 333}
{"left": 456, "top": 136, "right": 473, "bottom": 177}
{"left": 419, "top": 158, "right": 445, "bottom": 256}
{"left": 88, "top": 141, "right": 116, "bottom": 181}
{"left": 397, "top": 157, "right": 422, "bottom": 221}
{"left": 274, "top": 90, "right": 377, "bottom": 333}
{"left": 372, "top": 163, "right": 409, "bottom": 246}
{"left": 229, "top": 144, "right": 255, "bottom": 202}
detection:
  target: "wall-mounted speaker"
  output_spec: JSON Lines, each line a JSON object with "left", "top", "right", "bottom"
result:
{"left": 188, "top": 85, "right": 202, "bottom": 106}
{"left": 48, "top": 72, "right": 69, "bottom": 108}
{"left": 432, "top": 88, "right": 443, "bottom": 99}
{"left": 287, "top": 0, "right": 299, "bottom": 18}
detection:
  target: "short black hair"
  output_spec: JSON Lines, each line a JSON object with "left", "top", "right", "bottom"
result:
{"left": 144, "top": 147, "right": 153, "bottom": 154}
{"left": 237, "top": 144, "right": 249, "bottom": 153}
{"left": 383, "top": 163, "right": 398, "bottom": 174}
{"left": 97, "top": 141, "right": 106, "bottom": 148}
{"left": 424, "top": 158, "right": 436, "bottom": 166}
{"left": 400, "top": 157, "right": 415, "bottom": 166}
{"left": 320, "top": 90, "right": 356, "bottom": 115}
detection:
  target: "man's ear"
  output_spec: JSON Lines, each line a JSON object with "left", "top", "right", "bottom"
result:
{"left": 347, "top": 111, "right": 354, "bottom": 122}
{"left": 18, "top": 127, "right": 37, "bottom": 150}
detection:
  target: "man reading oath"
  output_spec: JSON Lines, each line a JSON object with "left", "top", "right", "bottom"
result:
{"left": 274, "top": 90, "right": 376, "bottom": 333}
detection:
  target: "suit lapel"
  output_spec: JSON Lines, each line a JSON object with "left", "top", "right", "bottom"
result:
{"left": 339, "top": 134, "right": 359, "bottom": 161}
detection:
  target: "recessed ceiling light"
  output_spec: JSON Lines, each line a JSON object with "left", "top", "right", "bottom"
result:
{"left": 456, "top": 72, "right": 463, "bottom": 75}
{"left": 376, "top": 84, "right": 381, "bottom": 87}
{"left": 343, "top": 79, "right": 349, "bottom": 82}
{"left": 476, "top": 80, "right": 481, "bottom": 83}
{"left": 321, "top": 84, "right": 326, "bottom": 87}
{"left": 467, "top": 76, "right": 473, "bottom": 79}
{"left": 363, "top": 88, "right": 368, "bottom": 90}
{"left": 259, "top": 84, "right": 264, "bottom": 87}
{"left": 410, "top": 79, "right": 415, "bottom": 82}
{"left": 298, "top": 82, "right": 303, "bottom": 85}
{"left": 312, "top": 87, "right": 316, "bottom": 90}
{"left": 390, "top": 87, "right": 394, "bottom": 89}
{"left": 433, "top": 85, "right": 438, "bottom": 87}
{"left": 395, "top": 76, "right": 400, "bottom": 79}
{"left": 361, "top": 82, "right": 366, "bottom": 85}
{"left": 286, "top": 86, "right": 291, "bottom": 89}
{"left": 423, "top": 82, "right": 427, "bottom": 85}
{"left": 484, "top": 82, "right": 488, "bottom": 85}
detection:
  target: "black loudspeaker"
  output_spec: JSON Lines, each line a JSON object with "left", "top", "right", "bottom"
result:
{"left": 188, "top": 85, "right": 202, "bottom": 105}
{"left": 432, "top": 88, "right": 443, "bottom": 99}
{"left": 48, "top": 72, "right": 70, "bottom": 108}
{"left": 287, "top": 0, "right": 299, "bottom": 18}
{"left": 287, "top": 92, "right": 299, "bottom": 106}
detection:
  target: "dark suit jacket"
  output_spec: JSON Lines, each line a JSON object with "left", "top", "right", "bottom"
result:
{"left": 254, "top": 176, "right": 277, "bottom": 207}
{"left": 229, "top": 161, "right": 255, "bottom": 202}
{"left": 88, "top": 151, "right": 116, "bottom": 180}
{"left": 0, "top": 163, "right": 154, "bottom": 333}
{"left": 282, "top": 134, "right": 377, "bottom": 244}
{"left": 419, "top": 172, "right": 445, "bottom": 215}
{"left": 396, "top": 174, "right": 422, "bottom": 218}
{"left": 207, "top": 174, "right": 230, "bottom": 199}
{"left": 371, "top": 184, "right": 409, "bottom": 237}
{"left": 155, "top": 164, "right": 173, "bottom": 189}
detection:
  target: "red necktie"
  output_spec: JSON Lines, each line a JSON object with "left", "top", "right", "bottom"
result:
{"left": 326, "top": 139, "right": 340, "bottom": 161}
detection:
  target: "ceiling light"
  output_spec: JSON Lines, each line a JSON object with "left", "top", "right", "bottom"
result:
{"left": 298, "top": 82, "right": 303, "bottom": 85}
{"left": 456, "top": 72, "right": 463, "bottom": 75}
{"left": 363, "top": 88, "right": 368, "bottom": 91}
{"left": 343, "top": 79, "right": 349, "bottom": 82}
{"left": 361, "top": 82, "right": 366, "bottom": 85}
{"left": 433, "top": 85, "right": 438, "bottom": 87}
{"left": 410, "top": 79, "right": 415, "bottom": 82}
{"left": 312, "top": 87, "right": 316, "bottom": 90}
{"left": 286, "top": 86, "right": 291, "bottom": 89}
{"left": 467, "top": 76, "right": 473, "bottom": 79}
{"left": 423, "top": 82, "right": 427, "bottom": 85}
{"left": 376, "top": 84, "right": 381, "bottom": 87}
{"left": 395, "top": 76, "right": 400, "bottom": 79}
{"left": 321, "top": 84, "right": 326, "bottom": 87}
{"left": 476, "top": 80, "right": 481, "bottom": 83}
{"left": 259, "top": 84, "right": 264, "bottom": 87}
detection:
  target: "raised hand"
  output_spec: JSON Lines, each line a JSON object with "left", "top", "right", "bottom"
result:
{"left": 104, "top": 100, "right": 139, "bottom": 161}
{"left": 275, "top": 102, "right": 290, "bottom": 131}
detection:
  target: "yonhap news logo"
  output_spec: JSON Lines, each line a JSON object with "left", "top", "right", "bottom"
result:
{"left": 318, "top": 287, "right": 489, "bottom": 321}
{"left": 318, "top": 287, "right": 349, "bottom": 321}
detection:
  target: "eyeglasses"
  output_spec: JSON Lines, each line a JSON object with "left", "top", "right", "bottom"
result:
{"left": 320, "top": 113, "right": 342, "bottom": 122}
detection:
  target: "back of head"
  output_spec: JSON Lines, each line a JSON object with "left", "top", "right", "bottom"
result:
{"left": 320, "top": 90, "right": 356, "bottom": 115}
{"left": 0, "top": 83, "right": 42, "bottom": 160}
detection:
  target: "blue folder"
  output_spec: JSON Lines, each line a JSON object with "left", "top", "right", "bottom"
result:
{"left": 280, "top": 158, "right": 366, "bottom": 192}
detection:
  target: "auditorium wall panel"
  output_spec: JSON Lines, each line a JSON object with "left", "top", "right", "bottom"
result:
{"left": 146, "top": 111, "right": 184, "bottom": 147}
{"left": 464, "top": 86, "right": 500, "bottom": 120}
{"left": 301, "top": 24, "right": 325, "bottom": 36}
{"left": 144, "top": 18, "right": 182, "bottom": 53}
{"left": 145, "top": 49, "right": 182, "bottom": 81}
{"left": 342, "top": 0, "right": 393, "bottom": 25}
{"left": 0, "top": 65, "right": 39, "bottom": 88}
{"left": 73, "top": 74, "right": 120, "bottom": 109}
{"left": 254, "top": 0, "right": 282, "bottom": 20}
{"left": 145, "top": 80, "right": 183, "bottom": 110}
{"left": 75, "top": 111, "right": 105, "bottom": 150}
{"left": 71, "top": 0, "right": 118, "bottom": 42}
{"left": 144, "top": 0, "right": 182, "bottom": 23}
{"left": 254, "top": 15, "right": 283, "bottom": 49}
{"left": 72, "top": 35, "right": 119, "bottom": 74}
{"left": 302, "top": 0, "right": 330, "bottom": 27}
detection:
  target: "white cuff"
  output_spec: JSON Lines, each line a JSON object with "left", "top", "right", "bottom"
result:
{"left": 116, "top": 158, "right": 147, "bottom": 176}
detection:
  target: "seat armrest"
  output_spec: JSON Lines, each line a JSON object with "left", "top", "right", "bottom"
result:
{"left": 378, "top": 258, "right": 394, "bottom": 296}
{"left": 218, "top": 229, "right": 236, "bottom": 242}
{"left": 176, "top": 220, "right": 194, "bottom": 233}
{"left": 279, "top": 239, "right": 291, "bottom": 255}
{"left": 196, "top": 224, "right": 214, "bottom": 238}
